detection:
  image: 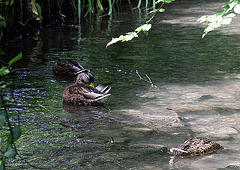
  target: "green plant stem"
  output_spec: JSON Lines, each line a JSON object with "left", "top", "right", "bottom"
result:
{"left": 145, "top": 0, "right": 148, "bottom": 8}
{"left": 137, "top": 0, "right": 141, "bottom": 8}
{"left": 108, "top": 0, "right": 112, "bottom": 15}
{"left": 78, "top": 0, "right": 81, "bottom": 23}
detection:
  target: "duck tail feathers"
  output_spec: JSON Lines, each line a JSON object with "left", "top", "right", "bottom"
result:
{"left": 95, "top": 94, "right": 111, "bottom": 102}
{"left": 96, "top": 83, "right": 112, "bottom": 93}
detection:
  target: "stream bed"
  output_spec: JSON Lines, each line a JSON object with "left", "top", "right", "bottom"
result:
{"left": 2, "top": 0, "right": 240, "bottom": 169}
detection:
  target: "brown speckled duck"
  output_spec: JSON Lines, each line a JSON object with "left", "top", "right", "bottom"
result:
{"left": 170, "top": 137, "right": 224, "bottom": 157}
{"left": 62, "top": 70, "right": 111, "bottom": 105}
{"left": 53, "top": 59, "right": 86, "bottom": 76}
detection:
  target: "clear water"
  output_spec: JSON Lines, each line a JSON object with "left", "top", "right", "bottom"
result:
{"left": 2, "top": 0, "right": 240, "bottom": 169}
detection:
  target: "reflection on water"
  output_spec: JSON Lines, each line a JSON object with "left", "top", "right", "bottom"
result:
{"left": 3, "top": 0, "right": 240, "bottom": 169}
{"left": 63, "top": 103, "right": 110, "bottom": 128}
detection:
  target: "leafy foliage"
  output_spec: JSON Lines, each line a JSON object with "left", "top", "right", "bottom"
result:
{"left": 0, "top": 53, "right": 22, "bottom": 169}
{"left": 199, "top": 0, "right": 240, "bottom": 38}
{"left": 106, "top": 0, "right": 175, "bottom": 47}
{"left": 106, "top": 24, "right": 151, "bottom": 48}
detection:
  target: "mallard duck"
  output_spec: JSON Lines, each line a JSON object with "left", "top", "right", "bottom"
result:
{"left": 62, "top": 70, "right": 111, "bottom": 105}
{"left": 170, "top": 137, "right": 223, "bottom": 157}
{"left": 53, "top": 59, "right": 86, "bottom": 76}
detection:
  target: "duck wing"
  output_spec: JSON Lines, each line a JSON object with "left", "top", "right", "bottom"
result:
{"left": 95, "top": 83, "right": 112, "bottom": 93}
{"left": 80, "top": 86, "right": 106, "bottom": 99}
{"left": 63, "top": 83, "right": 111, "bottom": 104}
{"left": 58, "top": 59, "right": 85, "bottom": 72}
{"left": 83, "top": 91, "right": 110, "bottom": 99}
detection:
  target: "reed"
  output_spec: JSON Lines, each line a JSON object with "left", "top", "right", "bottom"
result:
{"left": 0, "top": 0, "right": 161, "bottom": 43}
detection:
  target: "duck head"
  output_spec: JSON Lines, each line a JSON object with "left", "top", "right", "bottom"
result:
{"left": 75, "top": 70, "right": 94, "bottom": 87}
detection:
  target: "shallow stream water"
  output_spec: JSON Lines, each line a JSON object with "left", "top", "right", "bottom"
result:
{"left": 2, "top": 0, "right": 240, "bottom": 169}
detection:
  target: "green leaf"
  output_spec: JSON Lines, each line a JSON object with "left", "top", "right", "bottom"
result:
{"left": 0, "top": 21, "right": 7, "bottom": 28}
{"left": 135, "top": 24, "right": 152, "bottom": 32}
{"left": 4, "top": 87, "right": 11, "bottom": 92}
{"left": 222, "top": 17, "right": 232, "bottom": 25}
{"left": 228, "top": 0, "right": 238, "bottom": 10}
{"left": 8, "top": 53, "right": 22, "bottom": 66}
{"left": 223, "top": 4, "right": 230, "bottom": 11}
{"left": 106, "top": 32, "right": 139, "bottom": 47}
{"left": 141, "top": 24, "right": 152, "bottom": 31}
{"left": 158, "top": 8, "right": 165, "bottom": 12}
{"left": 209, "top": 21, "right": 222, "bottom": 29}
{"left": 3, "top": 96, "right": 11, "bottom": 101}
{"left": 35, "top": 3, "right": 43, "bottom": 22}
{"left": 225, "top": 13, "right": 236, "bottom": 18}
{"left": 4, "top": 147, "right": 17, "bottom": 159}
{"left": 198, "top": 15, "right": 208, "bottom": 23}
{"left": 5, "top": 0, "right": 14, "bottom": 5}
{"left": 216, "top": 11, "right": 224, "bottom": 17}
{"left": 12, "top": 126, "right": 21, "bottom": 142}
{"left": 106, "top": 37, "right": 121, "bottom": 48}
{"left": 234, "top": 4, "right": 240, "bottom": 14}
{"left": 204, "top": 25, "right": 214, "bottom": 34}
{"left": 123, "top": 32, "right": 138, "bottom": 41}
{"left": 0, "top": 84, "right": 6, "bottom": 91}
{"left": 0, "top": 66, "right": 10, "bottom": 75}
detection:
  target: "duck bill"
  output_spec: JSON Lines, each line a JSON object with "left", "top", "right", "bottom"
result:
{"left": 89, "top": 83, "right": 94, "bottom": 87}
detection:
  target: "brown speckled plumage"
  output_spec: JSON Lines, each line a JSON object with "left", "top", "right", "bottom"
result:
{"left": 62, "top": 71, "right": 111, "bottom": 105}
{"left": 53, "top": 59, "right": 85, "bottom": 76}
{"left": 170, "top": 137, "right": 224, "bottom": 157}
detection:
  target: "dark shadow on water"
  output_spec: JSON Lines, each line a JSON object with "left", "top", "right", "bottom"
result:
{"left": 63, "top": 102, "right": 110, "bottom": 122}
{"left": 62, "top": 102, "right": 112, "bottom": 132}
